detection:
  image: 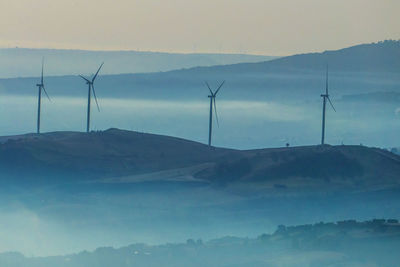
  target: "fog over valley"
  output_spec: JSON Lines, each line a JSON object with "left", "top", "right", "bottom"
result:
{"left": 0, "top": 40, "right": 399, "bottom": 267}
{"left": 0, "top": 95, "right": 399, "bottom": 149}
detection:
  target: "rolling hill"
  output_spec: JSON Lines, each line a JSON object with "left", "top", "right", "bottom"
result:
{"left": 1, "top": 129, "right": 400, "bottom": 259}
{"left": 1, "top": 128, "right": 399, "bottom": 193}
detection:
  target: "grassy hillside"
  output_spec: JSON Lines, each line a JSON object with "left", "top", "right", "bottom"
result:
{"left": 1, "top": 129, "right": 399, "bottom": 192}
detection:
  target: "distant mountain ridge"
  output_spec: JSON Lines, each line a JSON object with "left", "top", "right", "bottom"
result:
{"left": 175, "top": 40, "right": 400, "bottom": 74}
{"left": 0, "top": 48, "right": 274, "bottom": 78}
{"left": 266, "top": 39, "right": 400, "bottom": 72}
{"left": 0, "top": 40, "right": 398, "bottom": 101}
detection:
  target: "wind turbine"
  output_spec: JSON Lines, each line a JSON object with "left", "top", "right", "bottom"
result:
{"left": 320, "top": 66, "right": 336, "bottom": 145}
{"left": 79, "top": 63, "right": 104, "bottom": 133}
{"left": 36, "top": 58, "right": 51, "bottom": 134}
{"left": 205, "top": 81, "right": 225, "bottom": 146}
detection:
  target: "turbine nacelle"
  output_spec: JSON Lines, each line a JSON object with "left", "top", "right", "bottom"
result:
{"left": 205, "top": 80, "right": 225, "bottom": 146}
{"left": 320, "top": 65, "right": 336, "bottom": 145}
{"left": 36, "top": 57, "right": 50, "bottom": 134}
{"left": 79, "top": 63, "right": 104, "bottom": 132}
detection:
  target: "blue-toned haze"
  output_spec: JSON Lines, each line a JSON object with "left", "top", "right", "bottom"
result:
{"left": 0, "top": 1, "right": 400, "bottom": 265}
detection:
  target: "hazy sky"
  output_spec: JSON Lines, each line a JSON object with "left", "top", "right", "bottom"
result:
{"left": 0, "top": 0, "right": 399, "bottom": 55}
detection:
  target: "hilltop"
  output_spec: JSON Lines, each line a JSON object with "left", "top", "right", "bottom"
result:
{"left": 1, "top": 128, "right": 399, "bottom": 193}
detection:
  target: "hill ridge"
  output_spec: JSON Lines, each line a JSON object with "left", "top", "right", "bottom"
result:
{"left": 1, "top": 128, "right": 399, "bottom": 194}
{"left": 171, "top": 39, "right": 400, "bottom": 74}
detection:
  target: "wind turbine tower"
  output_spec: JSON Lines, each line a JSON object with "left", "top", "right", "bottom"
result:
{"left": 36, "top": 58, "right": 51, "bottom": 134}
{"left": 205, "top": 81, "right": 225, "bottom": 146}
{"left": 320, "top": 66, "right": 336, "bottom": 145}
{"left": 79, "top": 63, "right": 104, "bottom": 133}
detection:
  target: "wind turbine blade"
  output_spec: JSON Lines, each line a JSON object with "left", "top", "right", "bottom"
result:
{"left": 325, "top": 65, "right": 329, "bottom": 95}
{"left": 327, "top": 96, "right": 336, "bottom": 112}
{"left": 92, "top": 85, "right": 100, "bottom": 112}
{"left": 214, "top": 80, "right": 225, "bottom": 95}
{"left": 205, "top": 81, "right": 213, "bottom": 95}
{"left": 213, "top": 98, "right": 219, "bottom": 127}
{"left": 79, "top": 75, "right": 90, "bottom": 83}
{"left": 41, "top": 57, "right": 44, "bottom": 84}
{"left": 92, "top": 62, "right": 104, "bottom": 82}
{"left": 42, "top": 86, "right": 51, "bottom": 101}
